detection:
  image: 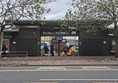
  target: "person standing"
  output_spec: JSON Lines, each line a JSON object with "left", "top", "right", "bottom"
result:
{"left": 50, "top": 43, "right": 54, "bottom": 56}
{"left": 43, "top": 44, "right": 49, "bottom": 56}
{"left": 2, "top": 42, "right": 7, "bottom": 54}
{"left": 63, "top": 45, "right": 69, "bottom": 56}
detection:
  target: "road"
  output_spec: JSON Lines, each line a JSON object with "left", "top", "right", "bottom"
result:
{"left": 0, "top": 66, "right": 118, "bottom": 83}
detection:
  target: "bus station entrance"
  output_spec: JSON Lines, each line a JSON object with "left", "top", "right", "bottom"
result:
{"left": 40, "top": 35, "right": 79, "bottom": 56}
{"left": 40, "top": 27, "right": 79, "bottom": 56}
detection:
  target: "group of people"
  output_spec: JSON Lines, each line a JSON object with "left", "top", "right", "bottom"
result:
{"left": 43, "top": 43, "right": 54, "bottom": 56}
{"left": 43, "top": 43, "right": 69, "bottom": 56}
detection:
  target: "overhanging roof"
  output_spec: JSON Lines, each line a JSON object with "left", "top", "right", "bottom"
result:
{"left": 107, "top": 22, "right": 118, "bottom": 29}
{"left": 3, "top": 28, "right": 19, "bottom": 32}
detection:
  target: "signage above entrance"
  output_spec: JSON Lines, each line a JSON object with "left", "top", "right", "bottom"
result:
{"left": 41, "top": 26, "right": 79, "bottom": 36}
{"left": 41, "top": 31, "right": 78, "bottom": 35}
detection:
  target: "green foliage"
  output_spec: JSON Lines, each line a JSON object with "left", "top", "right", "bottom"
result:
{"left": 62, "top": 0, "right": 118, "bottom": 33}
{"left": 0, "top": 0, "right": 55, "bottom": 32}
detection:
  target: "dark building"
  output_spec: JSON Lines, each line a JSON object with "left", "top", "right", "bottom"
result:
{"left": 3, "top": 20, "right": 113, "bottom": 56}
{"left": 79, "top": 31, "right": 111, "bottom": 56}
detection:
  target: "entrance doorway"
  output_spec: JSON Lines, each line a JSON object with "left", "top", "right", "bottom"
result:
{"left": 41, "top": 36, "right": 79, "bottom": 56}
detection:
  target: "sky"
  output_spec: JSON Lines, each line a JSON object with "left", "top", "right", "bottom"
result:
{"left": 0, "top": 0, "right": 71, "bottom": 21}
{"left": 43, "top": 0, "right": 71, "bottom": 20}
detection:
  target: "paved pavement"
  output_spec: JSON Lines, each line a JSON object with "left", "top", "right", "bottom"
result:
{"left": 0, "top": 55, "right": 118, "bottom": 66}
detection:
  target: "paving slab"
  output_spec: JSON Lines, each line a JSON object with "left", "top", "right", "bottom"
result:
{"left": 0, "top": 56, "right": 118, "bottom": 66}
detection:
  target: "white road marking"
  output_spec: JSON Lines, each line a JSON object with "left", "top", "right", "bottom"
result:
{"left": 0, "top": 66, "right": 118, "bottom": 72}
{"left": 0, "top": 70, "right": 38, "bottom": 72}
{"left": 40, "top": 79, "right": 118, "bottom": 81}
{"left": 81, "top": 66, "right": 111, "bottom": 69}
{"left": 37, "top": 67, "right": 66, "bottom": 70}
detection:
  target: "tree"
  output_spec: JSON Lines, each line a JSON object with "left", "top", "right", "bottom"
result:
{"left": 0, "top": 0, "right": 55, "bottom": 57}
{"left": 63, "top": 0, "right": 118, "bottom": 56}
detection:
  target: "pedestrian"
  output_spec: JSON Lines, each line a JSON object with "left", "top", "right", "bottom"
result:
{"left": 63, "top": 45, "right": 69, "bottom": 56}
{"left": 50, "top": 43, "right": 54, "bottom": 56}
{"left": 43, "top": 44, "right": 49, "bottom": 56}
{"left": 2, "top": 42, "right": 7, "bottom": 54}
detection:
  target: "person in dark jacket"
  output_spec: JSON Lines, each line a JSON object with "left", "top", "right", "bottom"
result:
{"left": 2, "top": 42, "right": 7, "bottom": 54}
{"left": 63, "top": 45, "right": 69, "bottom": 56}
{"left": 43, "top": 44, "right": 49, "bottom": 56}
{"left": 50, "top": 44, "right": 54, "bottom": 56}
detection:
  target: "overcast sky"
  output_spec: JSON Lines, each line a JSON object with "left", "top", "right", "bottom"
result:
{"left": 43, "top": 0, "right": 71, "bottom": 20}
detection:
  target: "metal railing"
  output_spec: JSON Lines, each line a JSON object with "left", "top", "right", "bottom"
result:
{"left": 1, "top": 51, "right": 28, "bottom": 58}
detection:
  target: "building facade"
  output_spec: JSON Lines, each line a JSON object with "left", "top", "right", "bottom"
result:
{"left": 3, "top": 20, "right": 112, "bottom": 56}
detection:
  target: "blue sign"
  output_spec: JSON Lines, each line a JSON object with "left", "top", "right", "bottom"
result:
{"left": 55, "top": 36, "right": 63, "bottom": 40}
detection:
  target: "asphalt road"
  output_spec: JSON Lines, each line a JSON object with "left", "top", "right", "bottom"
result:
{"left": 0, "top": 66, "right": 118, "bottom": 83}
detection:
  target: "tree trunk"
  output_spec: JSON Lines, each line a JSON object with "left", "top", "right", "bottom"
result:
{"left": 114, "top": 21, "right": 118, "bottom": 58}
{"left": 0, "top": 32, "right": 3, "bottom": 58}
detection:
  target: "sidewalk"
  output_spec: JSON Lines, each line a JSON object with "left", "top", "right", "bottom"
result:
{"left": 0, "top": 56, "right": 118, "bottom": 66}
